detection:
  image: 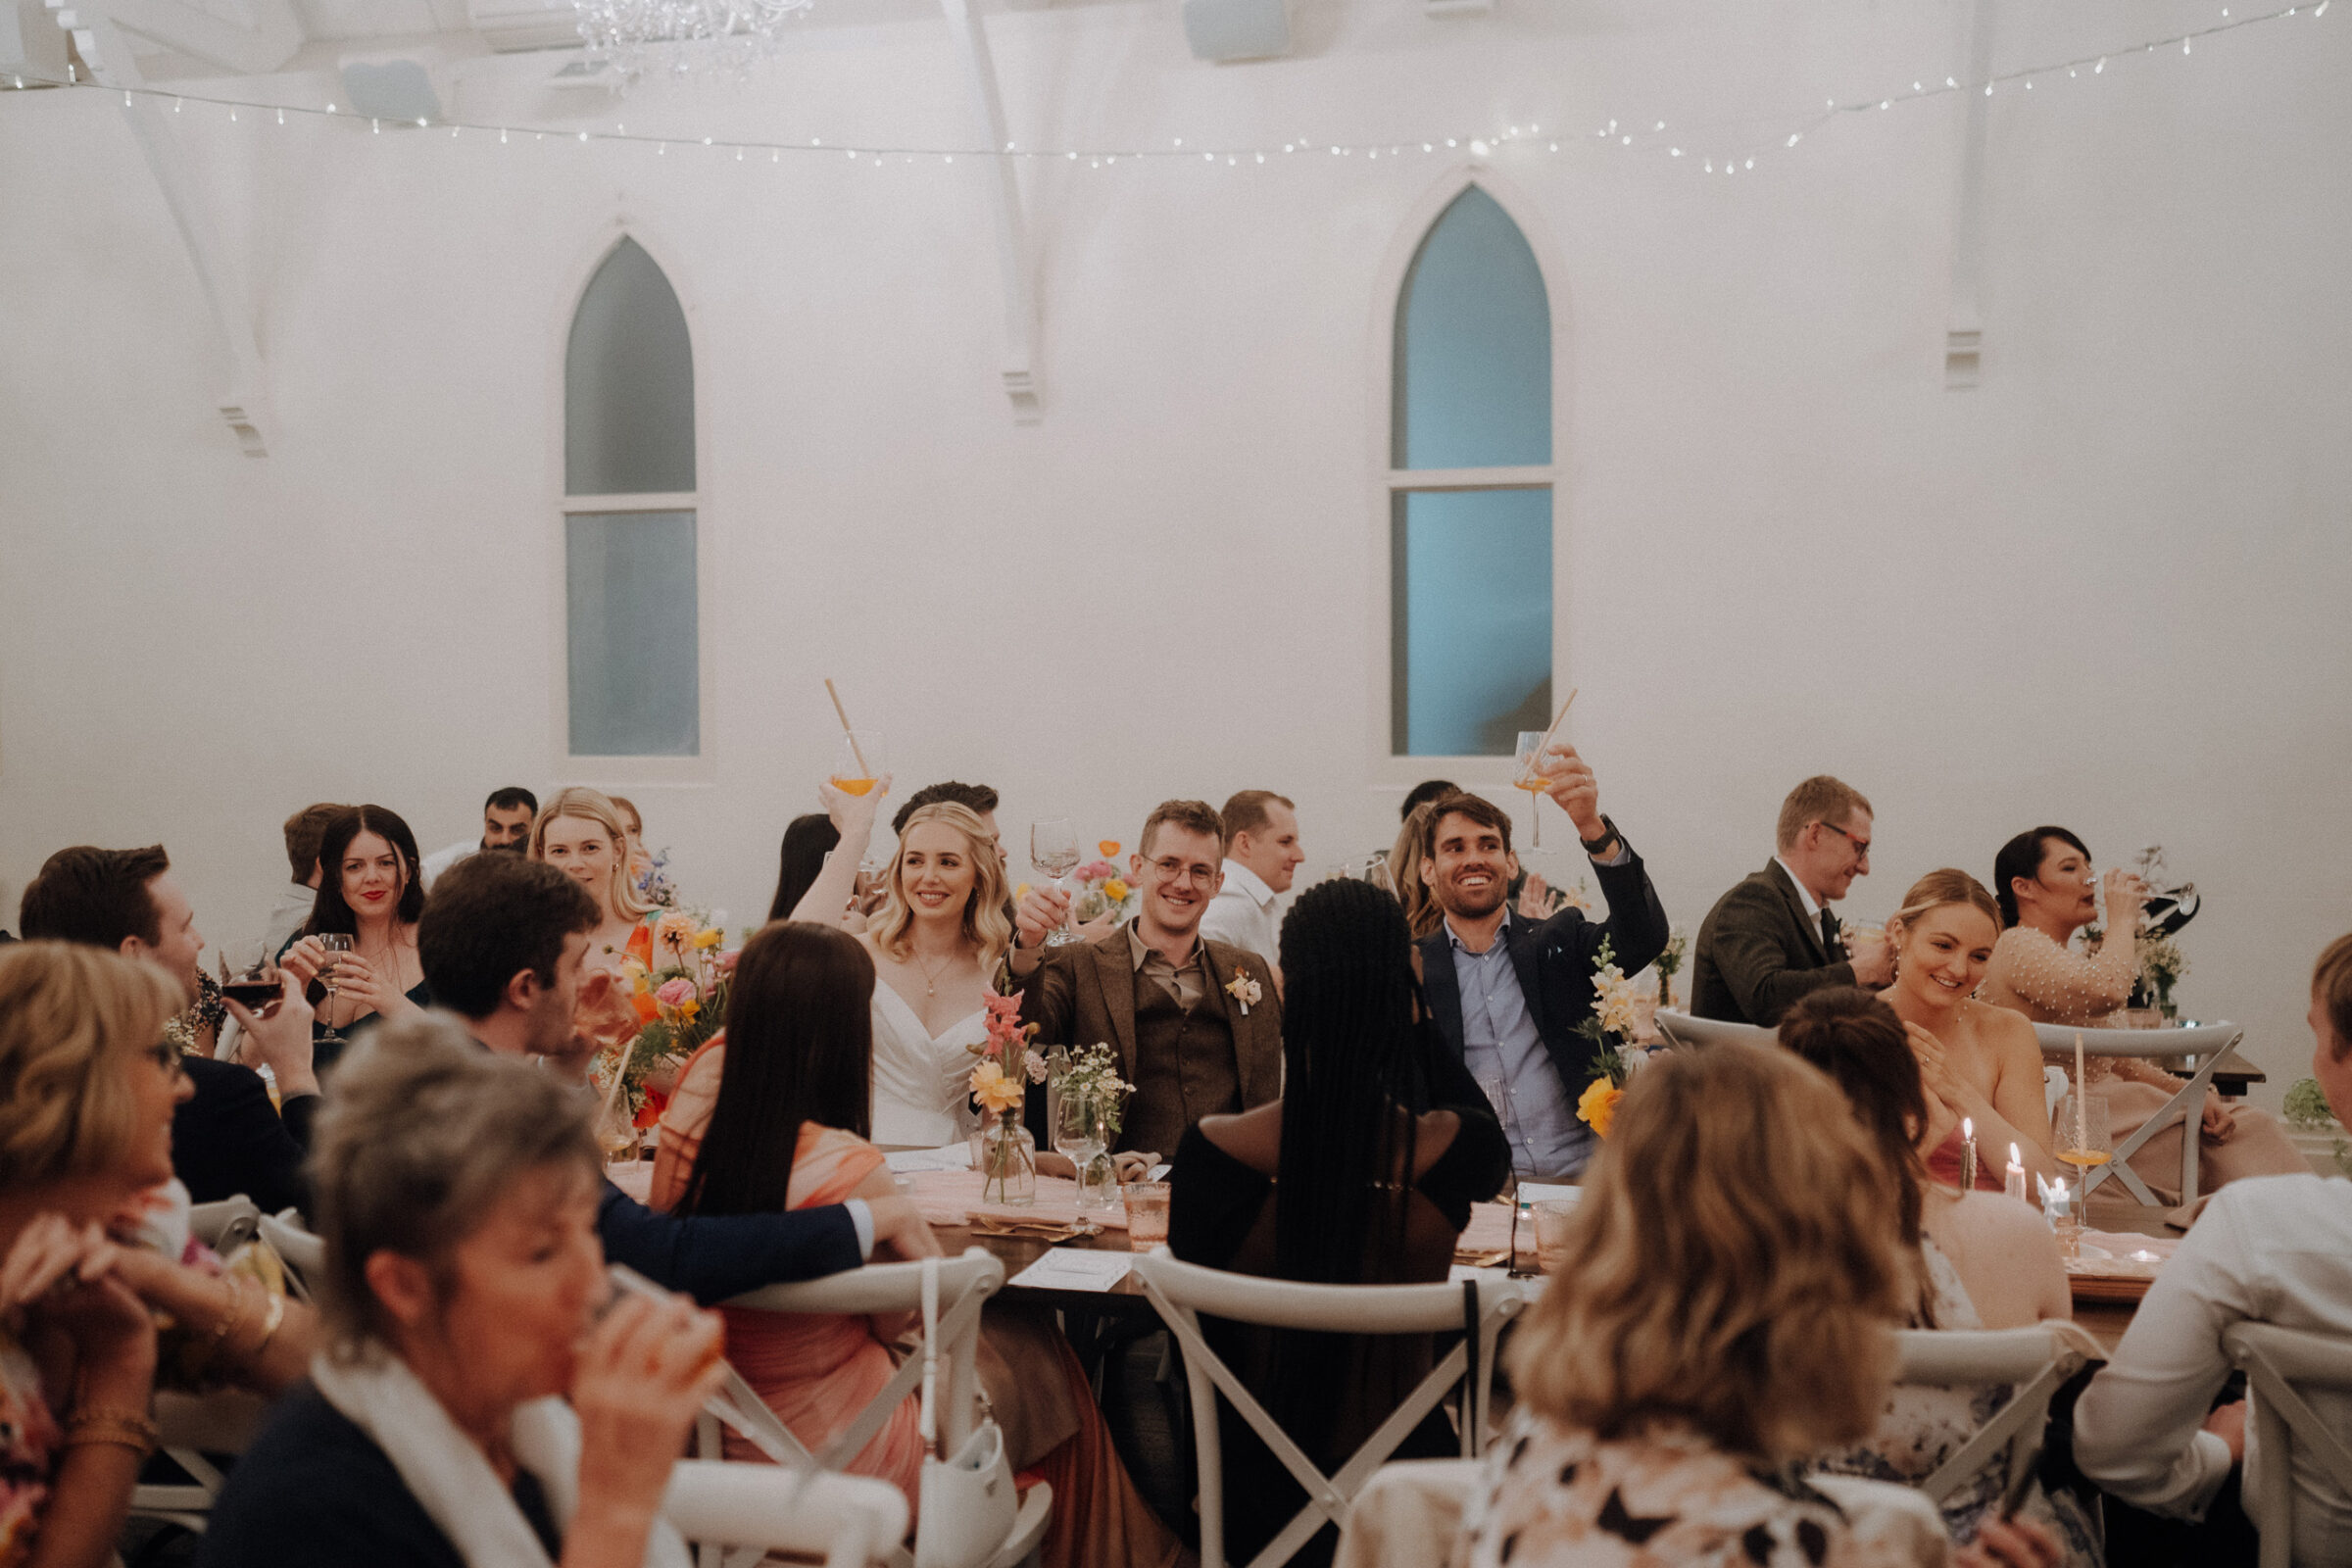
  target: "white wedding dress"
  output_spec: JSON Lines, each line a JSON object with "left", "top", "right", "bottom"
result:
{"left": 869, "top": 983, "right": 988, "bottom": 1147}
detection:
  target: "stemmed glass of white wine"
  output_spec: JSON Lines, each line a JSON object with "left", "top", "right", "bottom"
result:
{"left": 1513, "top": 730, "right": 1552, "bottom": 849}
{"left": 314, "top": 933, "right": 354, "bottom": 1051}
{"left": 2054, "top": 1089, "right": 2114, "bottom": 1188}
{"left": 1030, "top": 819, "right": 1082, "bottom": 948}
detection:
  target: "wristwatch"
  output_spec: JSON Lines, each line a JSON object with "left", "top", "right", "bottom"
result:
{"left": 1580, "top": 814, "right": 1622, "bottom": 858}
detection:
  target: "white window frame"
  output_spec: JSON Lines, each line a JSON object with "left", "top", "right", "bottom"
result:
{"left": 1365, "top": 167, "right": 1572, "bottom": 793}
{"left": 551, "top": 221, "right": 717, "bottom": 784}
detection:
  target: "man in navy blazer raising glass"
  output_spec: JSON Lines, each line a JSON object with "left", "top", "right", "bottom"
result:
{"left": 1414, "top": 748, "right": 1669, "bottom": 1180}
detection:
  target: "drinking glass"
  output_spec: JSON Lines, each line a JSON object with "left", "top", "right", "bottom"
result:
{"left": 830, "top": 731, "right": 885, "bottom": 798}
{"left": 218, "top": 940, "right": 282, "bottom": 1016}
{"left": 1122, "top": 1181, "right": 1172, "bottom": 1251}
{"left": 1476, "top": 1073, "right": 1527, "bottom": 1184}
{"left": 1030, "top": 818, "right": 1083, "bottom": 948}
{"left": 315, "top": 933, "right": 354, "bottom": 1049}
{"left": 596, "top": 1095, "right": 644, "bottom": 1168}
{"left": 1512, "top": 731, "right": 1551, "bottom": 848}
{"left": 1360, "top": 856, "right": 1396, "bottom": 896}
{"left": 1057, "top": 1085, "right": 1122, "bottom": 1212}
{"left": 2053, "top": 1090, "right": 2114, "bottom": 1186}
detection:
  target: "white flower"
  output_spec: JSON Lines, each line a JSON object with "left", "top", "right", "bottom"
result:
{"left": 1225, "top": 969, "right": 1263, "bottom": 1014}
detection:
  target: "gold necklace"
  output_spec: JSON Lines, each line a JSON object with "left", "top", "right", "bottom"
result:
{"left": 912, "top": 949, "right": 956, "bottom": 998}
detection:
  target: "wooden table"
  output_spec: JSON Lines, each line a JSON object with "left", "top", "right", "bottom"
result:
{"left": 939, "top": 1223, "right": 1158, "bottom": 1315}
{"left": 2071, "top": 1198, "right": 2180, "bottom": 1352}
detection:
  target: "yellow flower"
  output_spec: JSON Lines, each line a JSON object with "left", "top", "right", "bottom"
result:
{"left": 692, "top": 928, "right": 722, "bottom": 950}
{"left": 1577, "top": 1079, "right": 1624, "bottom": 1138}
{"left": 621, "top": 958, "right": 651, "bottom": 993}
{"left": 969, "top": 1058, "right": 1025, "bottom": 1116}
{"left": 1102, "top": 878, "right": 1129, "bottom": 903}
{"left": 1014, "top": 883, "right": 1032, "bottom": 901}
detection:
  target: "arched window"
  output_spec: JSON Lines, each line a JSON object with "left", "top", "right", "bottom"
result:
{"left": 1388, "top": 186, "right": 1554, "bottom": 758}
{"left": 564, "top": 236, "right": 701, "bottom": 758}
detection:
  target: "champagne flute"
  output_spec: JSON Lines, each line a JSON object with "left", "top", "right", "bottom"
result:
{"left": 1031, "top": 818, "right": 1082, "bottom": 948}
{"left": 1512, "top": 730, "right": 1550, "bottom": 849}
{"left": 830, "top": 731, "right": 885, "bottom": 797}
{"left": 315, "top": 933, "right": 354, "bottom": 1049}
{"left": 2053, "top": 1089, "right": 2114, "bottom": 1186}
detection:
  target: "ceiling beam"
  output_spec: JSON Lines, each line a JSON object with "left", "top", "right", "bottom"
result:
{"left": 938, "top": 0, "right": 1040, "bottom": 423}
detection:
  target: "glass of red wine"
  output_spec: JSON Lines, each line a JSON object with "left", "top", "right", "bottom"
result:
{"left": 219, "top": 939, "right": 283, "bottom": 1016}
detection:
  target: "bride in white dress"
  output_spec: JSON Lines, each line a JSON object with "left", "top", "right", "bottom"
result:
{"left": 794, "top": 783, "right": 1010, "bottom": 1146}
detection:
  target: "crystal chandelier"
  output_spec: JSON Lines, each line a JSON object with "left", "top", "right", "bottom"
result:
{"left": 574, "top": 0, "right": 813, "bottom": 82}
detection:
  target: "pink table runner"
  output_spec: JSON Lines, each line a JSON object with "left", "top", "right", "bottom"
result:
{"left": 906, "top": 1167, "right": 1130, "bottom": 1231}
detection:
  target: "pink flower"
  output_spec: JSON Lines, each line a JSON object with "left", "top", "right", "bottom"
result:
{"left": 715, "top": 950, "right": 741, "bottom": 973}
{"left": 655, "top": 977, "right": 697, "bottom": 1007}
{"left": 1023, "top": 1050, "right": 1049, "bottom": 1084}
{"left": 1079, "top": 859, "right": 1115, "bottom": 882}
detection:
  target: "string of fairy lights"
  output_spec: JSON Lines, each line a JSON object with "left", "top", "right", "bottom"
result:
{"left": 3, "top": 0, "right": 2331, "bottom": 176}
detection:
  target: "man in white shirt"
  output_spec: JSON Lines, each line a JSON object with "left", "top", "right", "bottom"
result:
{"left": 1200, "top": 790, "right": 1304, "bottom": 968}
{"left": 420, "top": 786, "right": 539, "bottom": 888}
{"left": 263, "top": 802, "right": 347, "bottom": 956}
{"left": 2075, "top": 933, "right": 2352, "bottom": 1565}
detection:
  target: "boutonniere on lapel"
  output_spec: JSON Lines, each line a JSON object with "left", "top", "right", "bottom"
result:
{"left": 1224, "top": 968, "right": 1263, "bottom": 1015}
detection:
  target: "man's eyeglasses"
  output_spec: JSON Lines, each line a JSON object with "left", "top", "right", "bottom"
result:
{"left": 1145, "top": 858, "right": 1220, "bottom": 889}
{"left": 1817, "top": 820, "right": 1871, "bottom": 859}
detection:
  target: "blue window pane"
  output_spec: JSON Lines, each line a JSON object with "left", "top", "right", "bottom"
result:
{"left": 565, "top": 238, "right": 696, "bottom": 495}
{"left": 1391, "top": 489, "right": 1551, "bottom": 756}
{"left": 1393, "top": 187, "right": 1551, "bottom": 470}
{"left": 566, "top": 512, "right": 700, "bottom": 757}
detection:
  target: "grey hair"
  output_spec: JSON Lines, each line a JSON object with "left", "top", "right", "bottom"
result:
{"left": 306, "top": 1010, "right": 601, "bottom": 1360}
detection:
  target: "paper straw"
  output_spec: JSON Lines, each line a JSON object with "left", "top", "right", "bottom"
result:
{"left": 1533, "top": 686, "right": 1581, "bottom": 758}
{"left": 824, "top": 678, "right": 872, "bottom": 777}
{"left": 2075, "top": 1032, "right": 2087, "bottom": 1153}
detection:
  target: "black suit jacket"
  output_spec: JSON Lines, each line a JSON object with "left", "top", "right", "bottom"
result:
{"left": 596, "top": 1182, "right": 863, "bottom": 1306}
{"left": 1416, "top": 842, "right": 1670, "bottom": 1108}
{"left": 1689, "top": 859, "right": 1855, "bottom": 1027}
{"left": 173, "top": 1055, "right": 318, "bottom": 1216}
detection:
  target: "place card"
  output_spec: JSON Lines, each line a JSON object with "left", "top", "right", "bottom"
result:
{"left": 1516, "top": 1182, "right": 1582, "bottom": 1206}
{"left": 884, "top": 1144, "right": 974, "bottom": 1174}
{"left": 1010, "top": 1249, "right": 1135, "bottom": 1293}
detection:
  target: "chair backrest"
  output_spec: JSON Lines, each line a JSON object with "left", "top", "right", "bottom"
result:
{"left": 1135, "top": 1250, "right": 1533, "bottom": 1568}
{"left": 188, "top": 1195, "right": 261, "bottom": 1251}
{"left": 1653, "top": 1009, "right": 1779, "bottom": 1050}
{"left": 2225, "top": 1322, "right": 2352, "bottom": 1568}
{"left": 2031, "top": 1021, "right": 2243, "bottom": 1059}
{"left": 2031, "top": 1022, "right": 2244, "bottom": 1206}
{"left": 258, "top": 1211, "right": 324, "bottom": 1299}
{"left": 129, "top": 1388, "right": 274, "bottom": 1533}
{"left": 662, "top": 1460, "right": 910, "bottom": 1568}
{"left": 1889, "top": 1325, "right": 2098, "bottom": 1506}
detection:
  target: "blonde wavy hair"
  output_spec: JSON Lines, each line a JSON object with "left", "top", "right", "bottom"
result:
{"left": 1391, "top": 803, "right": 1440, "bottom": 940}
{"left": 0, "top": 942, "right": 183, "bottom": 1188}
{"left": 866, "top": 803, "right": 1012, "bottom": 969}
{"left": 1507, "top": 1042, "right": 1909, "bottom": 1463}
{"left": 530, "top": 786, "right": 651, "bottom": 921}
{"left": 1887, "top": 867, "right": 2002, "bottom": 953}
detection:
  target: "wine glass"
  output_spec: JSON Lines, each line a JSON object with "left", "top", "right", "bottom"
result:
{"left": 1056, "top": 1086, "right": 1119, "bottom": 1212}
{"left": 314, "top": 933, "right": 354, "bottom": 1049}
{"left": 595, "top": 1093, "right": 644, "bottom": 1169}
{"left": 218, "top": 940, "right": 282, "bottom": 1017}
{"left": 2053, "top": 1089, "right": 2114, "bottom": 1189}
{"left": 830, "top": 731, "right": 885, "bottom": 798}
{"left": 1475, "top": 1073, "right": 1526, "bottom": 1180}
{"left": 1030, "top": 818, "right": 1082, "bottom": 948}
{"left": 1513, "top": 731, "right": 1551, "bottom": 849}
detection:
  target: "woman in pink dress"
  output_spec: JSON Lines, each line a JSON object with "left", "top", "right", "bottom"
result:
{"left": 1980, "top": 825, "right": 2301, "bottom": 1210}
{"left": 653, "top": 922, "right": 1186, "bottom": 1568}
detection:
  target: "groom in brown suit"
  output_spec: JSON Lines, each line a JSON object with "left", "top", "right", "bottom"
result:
{"left": 1011, "top": 799, "right": 1283, "bottom": 1160}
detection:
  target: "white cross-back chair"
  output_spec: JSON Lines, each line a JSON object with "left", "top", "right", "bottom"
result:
{"left": 664, "top": 1461, "right": 909, "bottom": 1568}
{"left": 1653, "top": 1010, "right": 1779, "bottom": 1050}
{"left": 187, "top": 1196, "right": 262, "bottom": 1252}
{"left": 1890, "top": 1324, "right": 2101, "bottom": 1507}
{"left": 126, "top": 1389, "right": 273, "bottom": 1535}
{"left": 2033, "top": 1021, "right": 2244, "bottom": 1206}
{"left": 2225, "top": 1322, "right": 2352, "bottom": 1568}
{"left": 696, "top": 1248, "right": 1050, "bottom": 1568}
{"left": 1134, "top": 1250, "right": 1533, "bottom": 1568}
{"left": 257, "top": 1210, "right": 322, "bottom": 1299}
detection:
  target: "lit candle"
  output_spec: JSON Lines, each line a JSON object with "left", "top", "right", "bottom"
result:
{"left": 2005, "top": 1142, "right": 2028, "bottom": 1203}
{"left": 1961, "top": 1116, "right": 1978, "bottom": 1192}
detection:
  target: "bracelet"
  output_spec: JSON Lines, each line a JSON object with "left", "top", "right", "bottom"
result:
{"left": 63, "top": 1408, "right": 160, "bottom": 1459}
{"left": 247, "top": 1289, "right": 287, "bottom": 1355}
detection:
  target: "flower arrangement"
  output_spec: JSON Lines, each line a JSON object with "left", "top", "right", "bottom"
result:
{"left": 967, "top": 984, "right": 1047, "bottom": 1202}
{"left": 634, "top": 847, "right": 680, "bottom": 910}
{"left": 1072, "top": 842, "right": 1136, "bottom": 925}
{"left": 1224, "top": 968, "right": 1263, "bottom": 1015}
{"left": 589, "top": 906, "right": 733, "bottom": 1128}
{"left": 1054, "top": 1043, "right": 1132, "bottom": 1141}
{"left": 2136, "top": 933, "right": 2188, "bottom": 1017}
{"left": 1652, "top": 928, "right": 1688, "bottom": 1011}
{"left": 1573, "top": 938, "right": 1647, "bottom": 1139}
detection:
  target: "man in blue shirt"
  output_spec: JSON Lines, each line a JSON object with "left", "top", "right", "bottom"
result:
{"left": 417, "top": 853, "right": 937, "bottom": 1301}
{"left": 1413, "top": 746, "right": 1669, "bottom": 1179}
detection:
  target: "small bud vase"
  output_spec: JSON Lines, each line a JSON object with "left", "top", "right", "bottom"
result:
{"left": 981, "top": 1110, "right": 1037, "bottom": 1206}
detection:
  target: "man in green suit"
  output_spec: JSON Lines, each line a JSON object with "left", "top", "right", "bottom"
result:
{"left": 1690, "top": 775, "right": 1893, "bottom": 1027}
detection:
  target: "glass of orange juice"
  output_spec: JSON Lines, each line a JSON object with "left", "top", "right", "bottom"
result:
{"left": 831, "top": 731, "right": 884, "bottom": 797}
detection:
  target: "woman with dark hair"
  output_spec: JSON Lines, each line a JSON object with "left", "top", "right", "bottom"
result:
{"left": 1981, "top": 825, "right": 2300, "bottom": 1208}
{"left": 1779, "top": 990, "right": 2098, "bottom": 1564}
{"left": 649, "top": 922, "right": 1183, "bottom": 1568}
{"left": 1169, "top": 877, "right": 1510, "bottom": 1568}
{"left": 766, "top": 812, "right": 840, "bottom": 924}
{"left": 281, "top": 805, "right": 432, "bottom": 1071}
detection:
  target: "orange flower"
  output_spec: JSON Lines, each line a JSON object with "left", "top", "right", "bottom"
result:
{"left": 631, "top": 991, "right": 660, "bottom": 1023}
{"left": 1577, "top": 1079, "right": 1624, "bottom": 1138}
{"left": 1099, "top": 841, "right": 1120, "bottom": 858}
{"left": 969, "top": 1059, "right": 1025, "bottom": 1116}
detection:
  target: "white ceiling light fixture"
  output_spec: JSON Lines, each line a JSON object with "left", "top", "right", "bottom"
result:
{"left": 573, "top": 0, "right": 813, "bottom": 84}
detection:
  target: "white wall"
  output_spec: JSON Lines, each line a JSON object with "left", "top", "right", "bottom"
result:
{"left": 4, "top": 0, "right": 2348, "bottom": 1100}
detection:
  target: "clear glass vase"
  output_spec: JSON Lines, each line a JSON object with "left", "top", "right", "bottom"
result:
{"left": 980, "top": 1111, "right": 1037, "bottom": 1206}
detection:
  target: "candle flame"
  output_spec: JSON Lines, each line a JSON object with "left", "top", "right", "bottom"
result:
{"left": 2010, "top": 1142, "right": 2022, "bottom": 1165}
{"left": 1963, "top": 1117, "right": 1973, "bottom": 1139}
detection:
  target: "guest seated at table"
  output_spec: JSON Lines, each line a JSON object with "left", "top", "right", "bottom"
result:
{"left": 0, "top": 942, "right": 325, "bottom": 1568}
{"left": 195, "top": 1026, "right": 727, "bottom": 1568}
{"left": 1170, "top": 878, "right": 1509, "bottom": 1567}
{"left": 1463, "top": 1041, "right": 2059, "bottom": 1568}
{"left": 1414, "top": 747, "right": 1669, "bottom": 1180}
{"left": 654, "top": 921, "right": 1186, "bottom": 1568}
{"left": 1883, "top": 870, "right": 2067, "bottom": 1195}
{"left": 1981, "top": 825, "right": 2303, "bottom": 1209}
{"left": 1200, "top": 789, "right": 1304, "bottom": 967}
{"left": 1012, "top": 800, "right": 1283, "bottom": 1163}
{"left": 529, "top": 785, "right": 655, "bottom": 973}
{"left": 418, "top": 785, "right": 537, "bottom": 888}
{"left": 280, "top": 805, "right": 433, "bottom": 1074}
{"left": 417, "top": 852, "right": 937, "bottom": 1303}
{"left": 767, "top": 811, "right": 841, "bottom": 922}
{"left": 266, "top": 802, "right": 349, "bottom": 956}
{"left": 1781, "top": 987, "right": 2098, "bottom": 1564}
{"left": 21, "top": 845, "right": 321, "bottom": 1214}
{"left": 1690, "top": 774, "right": 1894, "bottom": 1026}
{"left": 2073, "top": 933, "right": 2352, "bottom": 1568}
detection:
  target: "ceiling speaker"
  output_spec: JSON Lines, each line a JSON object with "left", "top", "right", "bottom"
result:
{"left": 1183, "top": 0, "right": 1290, "bottom": 63}
{"left": 338, "top": 59, "right": 443, "bottom": 124}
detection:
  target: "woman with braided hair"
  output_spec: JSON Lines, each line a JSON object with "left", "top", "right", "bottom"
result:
{"left": 1168, "top": 877, "right": 1509, "bottom": 1568}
